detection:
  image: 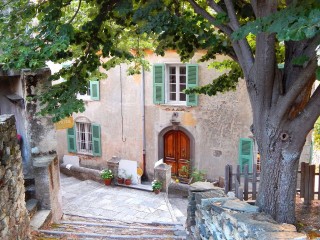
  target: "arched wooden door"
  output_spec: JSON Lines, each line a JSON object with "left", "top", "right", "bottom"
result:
{"left": 164, "top": 130, "right": 190, "bottom": 181}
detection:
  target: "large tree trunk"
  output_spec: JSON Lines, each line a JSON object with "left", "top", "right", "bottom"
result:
{"left": 255, "top": 121, "right": 306, "bottom": 223}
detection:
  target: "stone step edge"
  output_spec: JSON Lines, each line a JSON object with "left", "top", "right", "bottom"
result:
{"left": 30, "top": 210, "right": 52, "bottom": 230}
{"left": 38, "top": 230, "right": 186, "bottom": 239}
{"left": 26, "top": 199, "right": 39, "bottom": 219}
{"left": 63, "top": 213, "right": 183, "bottom": 226}
{"left": 60, "top": 220, "right": 182, "bottom": 231}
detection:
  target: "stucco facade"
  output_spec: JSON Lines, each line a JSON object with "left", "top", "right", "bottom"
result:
{"left": 57, "top": 50, "right": 256, "bottom": 180}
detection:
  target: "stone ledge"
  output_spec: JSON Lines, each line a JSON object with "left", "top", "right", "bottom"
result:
{"left": 187, "top": 189, "right": 307, "bottom": 240}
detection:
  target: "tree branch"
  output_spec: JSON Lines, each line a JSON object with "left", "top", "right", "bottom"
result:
{"left": 301, "top": 35, "right": 320, "bottom": 59}
{"left": 250, "top": 0, "right": 258, "bottom": 17}
{"left": 274, "top": 57, "right": 317, "bottom": 121}
{"left": 186, "top": 0, "right": 233, "bottom": 36}
{"left": 68, "top": 0, "right": 82, "bottom": 24}
{"left": 223, "top": 0, "right": 254, "bottom": 77}
{"left": 293, "top": 84, "right": 320, "bottom": 136}
{"left": 224, "top": 0, "right": 240, "bottom": 31}
{"left": 206, "top": 0, "right": 225, "bottom": 14}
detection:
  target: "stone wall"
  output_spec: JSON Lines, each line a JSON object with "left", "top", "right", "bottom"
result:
{"left": 24, "top": 68, "right": 57, "bottom": 156}
{"left": 0, "top": 114, "right": 30, "bottom": 239}
{"left": 187, "top": 188, "right": 306, "bottom": 240}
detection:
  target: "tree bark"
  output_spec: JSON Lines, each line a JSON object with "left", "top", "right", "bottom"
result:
{"left": 256, "top": 132, "right": 303, "bottom": 223}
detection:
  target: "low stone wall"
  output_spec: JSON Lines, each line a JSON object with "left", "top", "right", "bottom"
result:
{"left": 187, "top": 188, "right": 306, "bottom": 240}
{"left": 0, "top": 115, "right": 30, "bottom": 239}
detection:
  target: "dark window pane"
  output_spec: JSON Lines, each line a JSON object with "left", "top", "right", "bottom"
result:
{"left": 170, "top": 93, "right": 176, "bottom": 100}
{"left": 180, "top": 85, "right": 186, "bottom": 92}
{"left": 180, "top": 66, "right": 186, "bottom": 74}
{"left": 180, "top": 76, "right": 186, "bottom": 83}
{"left": 169, "top": 67, "right": 176, "bottom": 74}
{"left": 170, "top": 75, "right": 176, "bottom": 83}
{"left": 180, "top": 93, "right": 186, "bottom": 101}
{"left": 170, "top": 84, "right": 176, "bottom": 92}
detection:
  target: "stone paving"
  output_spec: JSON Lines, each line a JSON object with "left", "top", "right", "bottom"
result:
{"left": 60, "top": 174, "right": 187, "bottom": 224}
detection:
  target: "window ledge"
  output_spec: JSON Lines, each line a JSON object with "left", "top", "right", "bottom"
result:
{"left": 75, "top": 152, "right": 94, "bottom": 157}
{"left": 158, "top": 103, "right": 191, "bottom": 107}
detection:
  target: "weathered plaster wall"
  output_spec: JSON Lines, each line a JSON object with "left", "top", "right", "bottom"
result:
{"left": 144, "top": 51, "right": 252, "bottom": 179}
{"left": 56, "top": 51, "right": 253, "bottom": 180}
{"left": 0, "top": 114, "right": 30, "bottom": 239}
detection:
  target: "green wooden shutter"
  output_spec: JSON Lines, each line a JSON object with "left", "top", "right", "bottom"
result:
{"left": 153, "top": 64, "right": 165, "bottom": 104}
{"left": 90, "top": 81, "right": 100, "bottom": 100}
{"left": 186, "top": 64, "right": 198, "bottom": 106}
{"left": 91, "top": 123, "right": 101, "bottom": 156}
{"left": 67, "top": 127, "right": 77, "bottom": 153}
{"left": 238, "top": 138, "right": 253, "bottom": 172}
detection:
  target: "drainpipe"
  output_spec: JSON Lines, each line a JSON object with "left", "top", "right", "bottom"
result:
{"left": 141, "top": 66, "right": 147, "bottom": 181}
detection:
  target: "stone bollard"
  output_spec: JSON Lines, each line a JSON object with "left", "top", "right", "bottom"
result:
{"left": 33, "top": 155, "right": 62, "bottom": 223}
{"left": 107, "top": 156, "right": 120, "bottom": 183}
{"left": 154, "top": 163, "right": 171, "bottom": 192}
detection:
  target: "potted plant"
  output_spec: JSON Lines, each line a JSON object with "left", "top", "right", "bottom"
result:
{"left": 124, "top": 174, "right": 132, "bottom": 185}
{"left": 152, "top": 180, "right": 163, "bottom": 194}
{"left": 117, "top": 169, "right": 125, "bottom": 184}
{"left": 100, "top": 169, "right": 114, "bottom": 186}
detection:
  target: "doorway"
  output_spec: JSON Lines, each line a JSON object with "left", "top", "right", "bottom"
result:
{"left": 164, "top": 130, "right": 190, "bottom": 181}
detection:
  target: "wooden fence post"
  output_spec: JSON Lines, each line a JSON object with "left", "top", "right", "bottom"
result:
{"left": 238, "top": 187, "right": 243, "bottom": 201}
{"left": 235, "top": 178, "right": 239, "bottom": 199}
{"left": 304, "top": 163, "right": 310, "bottom": 205}
{"left": 309, "top": 165, "right": 315, "bottom": 201}
{"left": 243, "top": 164, "right": 249, "bottom": 201}
{"left": 318, "top": 164, "right": 320, "bottom": 200}
{"left": 252, "top": 164, "right": 257, "bottom": 200}
{"left": 236, "top": 165, "right": 241, "bottom": 185}
{"left": 300, "top": 162, "right": 306, "bottom": 198}
{"left": 225, "top": 165, "right": 233, "bottom": 194}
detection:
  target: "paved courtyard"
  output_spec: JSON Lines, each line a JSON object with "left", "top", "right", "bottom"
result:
{"left": 60, "top": 174, "right": 187, "bottom": 224}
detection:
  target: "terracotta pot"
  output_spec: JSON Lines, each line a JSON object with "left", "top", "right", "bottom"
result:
{"left": 124, "top": 179, "right": 132, "bottom": 185}
{"left": 154, "top": 189, "right": 160, "bottom": 194}
{"left": 104, "top": 178, "right": 112, "bottom": 186}
{"left": 117, "top": 178, "right": 124, "bottom": 184}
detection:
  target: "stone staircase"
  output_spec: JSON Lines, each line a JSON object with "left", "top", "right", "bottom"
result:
{"left": 31, "top": 213, "right": 186, "bottom": 239}
{"left": 24, "top": 177, "right": 52, "bottom": 230}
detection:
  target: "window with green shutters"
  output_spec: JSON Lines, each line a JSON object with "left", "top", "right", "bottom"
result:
{"left": 90, "top": 81, "right": 100, "bottom": 100}
{"left": 153, "top": 63, "right": 198, "bottom": 106}
{"left": 186, "top": 64, "right": 198, "bottom": 106}
{"left": 67, "top": 127, "right": 77, "bottom": 153}
{"left": 153, "top": 64, "right": 165, "bottom": 104}
{"left": 91, "top": 123, "right": 101, "bottom": 156}
{"left": 238, "top": 138, "right": 253, "bottom": 172}
{"left": 67, "top": 122, "right": 101, "bottom": 156}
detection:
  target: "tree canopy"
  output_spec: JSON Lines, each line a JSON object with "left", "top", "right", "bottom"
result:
{"left": 1, "top": 0, "right": 320, "bottom": 223}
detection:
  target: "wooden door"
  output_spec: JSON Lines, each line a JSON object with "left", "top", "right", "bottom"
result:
{"left": 164, "top": 130, "right": 190, "bottom": 180}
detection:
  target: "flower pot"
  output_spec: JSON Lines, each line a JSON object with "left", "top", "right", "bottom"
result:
{"left": 104, "top": 178, "right": 112, "bottom": 186}
{"left": 124, "top": 179, "right": 132, "bottom": 185}
{"left": 117, "top": 177, "right": 124, "bottom": 184}
{"left": 154, "top": 189, "right": 160, "bottom": 194}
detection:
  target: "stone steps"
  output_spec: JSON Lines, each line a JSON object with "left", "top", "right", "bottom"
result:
{"left": 26, "top": 198, "right": 39, "bottom": 219}
{"left": 32, "top": 213, "right": 186, "bottom": 239}
{"left": 30, "top": 209, "right": 52, "bottom": 230}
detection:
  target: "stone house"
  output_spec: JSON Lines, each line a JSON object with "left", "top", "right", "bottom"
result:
{"left": 0, "top": 68, "right": 57, "bottom": 178}
{"left": 56, "top": 50, "right": 311, "bottom": 181}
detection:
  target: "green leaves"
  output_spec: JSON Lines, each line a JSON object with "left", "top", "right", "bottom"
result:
{"left": 233, "top": 2, "right": 320, "bottom": 41}
{"left": 185, "top": 61, "right": 242, "bottom": 96}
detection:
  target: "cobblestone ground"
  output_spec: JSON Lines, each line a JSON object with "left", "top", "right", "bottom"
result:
{"left": 31, "top": 174, "right": 187, "bottom": 239}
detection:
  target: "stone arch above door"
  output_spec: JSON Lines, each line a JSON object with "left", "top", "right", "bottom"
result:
{"left": 158, "top": 126, "right": 195, "bottom": 182}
